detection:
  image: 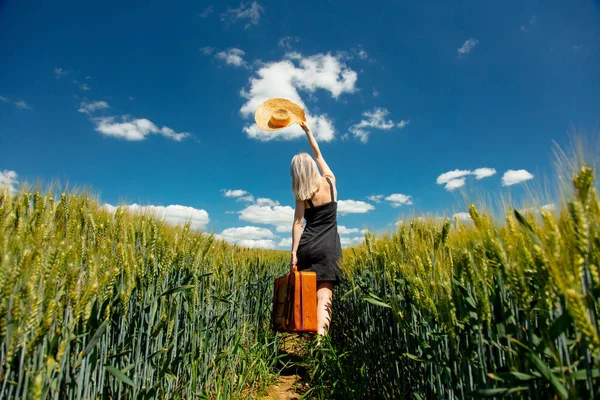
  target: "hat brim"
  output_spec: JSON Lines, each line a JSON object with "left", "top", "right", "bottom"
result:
{"left": 254, "top": 98, "right": 306, "bottom": 131}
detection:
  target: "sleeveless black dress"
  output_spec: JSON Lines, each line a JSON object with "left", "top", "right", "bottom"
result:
{"left": 296, "top": 178, "right": 342, "bottom": 285}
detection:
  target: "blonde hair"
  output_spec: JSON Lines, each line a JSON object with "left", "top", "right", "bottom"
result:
{"left": 291, "top": 153, "right": 321, "bottom": 201}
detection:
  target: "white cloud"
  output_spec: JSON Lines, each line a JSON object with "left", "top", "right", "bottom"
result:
{"left": 275, "top": 225, "right": 290, "bottom": 233}
{"left": 436, "top": 169, "right": 472, "bottom": 184}
{"left": 541, "top": 203, "right": 556, "bottom": 211}
{"left": 338, "top": 226, "right": 360, "bottom": 235}
{"left": 218, "top": 226, "right": 276, "bottom": 243}
{"left": 79, "top": 83, "right": 90, "bottom": 91}
{"left": 223, "top": 189, "right": 249, "bottom": 197}
{"left": 0, "top": 95, "right": 8, "bottom": 102}
{"left": 502, "top": 169, "right": 534, "bottom": 186}
{"left": 458, "top": 38, "right": 479, "bottom": 55}
{"left": 341, "top": 236, "right": 364, "bottom": 248}
{"left": 14, "top": 100, "right": 31, "bottom": 110}
{"left": 236, "top": 239, "right": 276, "bottom": 249}
{"left": 93, "top": 116, "right": 189, "bottom": 141}
{"left": 256, "top": 197, "right": 280, "bottom": 206}
{"left": 437, "top": 167, "right": 497, "bottom": 191}
{"left": 349, "top": 108, "right": 407, "bottom": 143}
{"left": 473, "top": 168, "right": 497, "bottom": 180}
{"left": 199, "top": 46, "right": 214, "bottom": 55}
{"left": 385, "top": 193, "right": 413, "bottom": 207}
{"left": 221, "top": 1, "right": 264, "bottom": 28}
{"left": 215, "top": 48, "right": 247, "bottom": 67}
{"left": 0, "top": 170, "right": 19, "bottom": 195}
{"left": 54, "top": 68, "right": 69, "bottom": 78}
{"left": 278, "top": 36, "right": 299, "bottom": 49}
{"left": 128, "top": 96, "right": 135, "bottom": 100}
{"left": 373, "top": 89, "right": 379, "bottom": 97}
{"left": 240, "top": 52, "right": 357, "bottom": 141}
{"left": 78, "top": 100, "right": 109, "bottom": 115}
{"left": 239, "top": 204, "right": 295, "bottom": 226}
{"left": 238, "top": 195, "right": 255, "bottom": 202}
{"left": 453, "top": 212, "right": 472, "bottom": 222}
{"left": 357, "top": 49, "right": 368, "bottom": 60}
{"left": 337, "top": 200, "right": 375, "bottom": 215}
{"left": 367, "top": 194, "right": 384, "bottom": 203}
{"left": 104, "top": 203, "right": 209, "bottom": 231}
{"left": 199, "top": 5, "right": 213, "bottom": 18}
{"left": 278, "top": 237, "right": 292, "bottom": 248}
{"left": 444, "top": 178, "right": 466, "bottom": 191}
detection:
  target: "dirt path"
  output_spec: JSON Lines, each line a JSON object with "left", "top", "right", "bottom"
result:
{"left": 261, "top": 375, "right": 302, "bottom": 399}
{"left": 259, "top": 335, "right": 313, "bottom": 399}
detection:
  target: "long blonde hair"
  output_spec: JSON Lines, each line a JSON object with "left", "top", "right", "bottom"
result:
{"left": 290, "top": 153, "right": 321, "bottom": 201}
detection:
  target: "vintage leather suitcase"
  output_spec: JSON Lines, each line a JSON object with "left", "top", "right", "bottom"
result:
{"left": 272, "top": 270, "right": 317, "bottom": 333}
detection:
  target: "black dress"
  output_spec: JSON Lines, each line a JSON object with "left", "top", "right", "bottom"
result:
{"left": 296, "top": 178, "right": 342, "bottom": 284}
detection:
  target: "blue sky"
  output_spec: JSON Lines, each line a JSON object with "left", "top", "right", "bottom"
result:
{"left": 1, "top": 0, "right": 599, "bottom": 249}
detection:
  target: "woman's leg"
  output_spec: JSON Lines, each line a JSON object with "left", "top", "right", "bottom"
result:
{"left": 316, "top": 281, "right": 335, "bottom": 336}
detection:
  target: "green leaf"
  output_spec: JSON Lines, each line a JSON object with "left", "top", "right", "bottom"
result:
{"left": 487, "top": 371, "right": 537, "bottom": 382}
{"left": 472, "top": 388, "right": 509, "bottom": 397}
{"left": 83, "top": 319, "right": 108, "bottom": 356}
{"left": 526, "top": 350, "right": 568, "bottom": 399}
{"left": 105, "top": 365, "right": 135, "bottom": 387}
{"left": 160, "top": 285, "right": 194, "bottom": 297}
{"left": 572, "top": 368, "right": 600, "bottom": 380}
{"left": 404, "top": 353, "right": 423, "bottom": 362}
{"left": 549, "top": 313, "right": 573, "bottom": 341}
{"left": 362, "top": 293, "right": 391, "bottom": 308}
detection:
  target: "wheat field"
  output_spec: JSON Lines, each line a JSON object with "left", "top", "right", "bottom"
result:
{"left": 0, "top": 164, "right": 599, "bottom": 399}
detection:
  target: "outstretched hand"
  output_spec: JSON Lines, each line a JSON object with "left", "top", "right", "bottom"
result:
{"left": 299, "top": 121, "right": 311, "bottom": 134}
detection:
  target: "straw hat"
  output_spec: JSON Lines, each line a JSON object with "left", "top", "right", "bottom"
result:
{"left": 254, "top": 98, "right": 306, "bottom": 131}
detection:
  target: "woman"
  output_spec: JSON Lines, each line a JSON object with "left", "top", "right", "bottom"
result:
{"left": 290, "top": 121, "right": 342, "bottom": 337}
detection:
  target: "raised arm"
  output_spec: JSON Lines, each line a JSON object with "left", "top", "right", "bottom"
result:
{"left": 290, "top": 198, "right": 305, "bottom": 270}
{"left": 299, "top": 121, "right": 335, "bottom": 179}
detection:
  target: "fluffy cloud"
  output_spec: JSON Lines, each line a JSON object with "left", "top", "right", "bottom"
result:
{"left": 458, "top": 39, "right": 479, "bottom": 55}
{"left": 367, "top": 194, "right": 384, "bottom": 203}
{"left": 436, "top": 169, "right": 472, "bottom": 184}
{"left": 256, "top": 197, "right": 280, "bottom": 206}
{"left": 239, "top": 204, "right": 295, "bottom": 228}
{"left": 103, "top": 203, "right": 209, "bottom": 231}
{"left": 218, "top": 226, "right": 276, "bottom": 244}
{"left": 348, "top": 108, "right": 408, "bottom": 143}
{"left": 337, "top": 200, "right": 375, "bottom": 215}
{"left": 199, "top": 46, "right": 214, "bottom": 55}
{"left": 236, "top": 239, "right": 276, "bottom": 249}
{"left": 338, "top": 226, "right": 360, "bottom": 235}
{"left": 223, "top": 189, "right": 249, "bottom": 197}
{"left": 78, "top": 100, "right": 109, "bottom": 115}
{"left": 437, "top": 168, "right": 496, "bottom": 191}
{"left": 215, "top": 48, "right": 247, "bottom": 67}
{"left": 278, "top": 237, "right": 292, "bottom": 248}
{"left": 341, "top": 236, "right": 364, "bottom": 248}
{"left": 385, "top": 193, "right": 413, "bottom": 207}
{"left": 453, "top": 212, "right": 472, "bottom": 222}
{"left": 239, "top": 52, "right": 357, "bottom": 141}
{"left": 502, "top": 170, "right": 534, "bottom": 186}
{"left": 93, "top": 117, "right": 189, "bottom": 141}
{"left": 541, "top": 203, "right": 556, "bottom": 211}
{"left": 221, "top": 1, "right": 264, "bottom": 28}
{"left": 0, "top": 170, "right": 19, "bottom": 194}
{"left": 473, "top": 168, "right": 497, "bottom": 180}
{"left": 445, "top": 178, "right": 466, "bottom": 191}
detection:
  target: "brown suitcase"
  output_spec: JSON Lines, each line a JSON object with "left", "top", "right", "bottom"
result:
{"left": 272, "top": 270, "right": 318, "bottom": 333}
